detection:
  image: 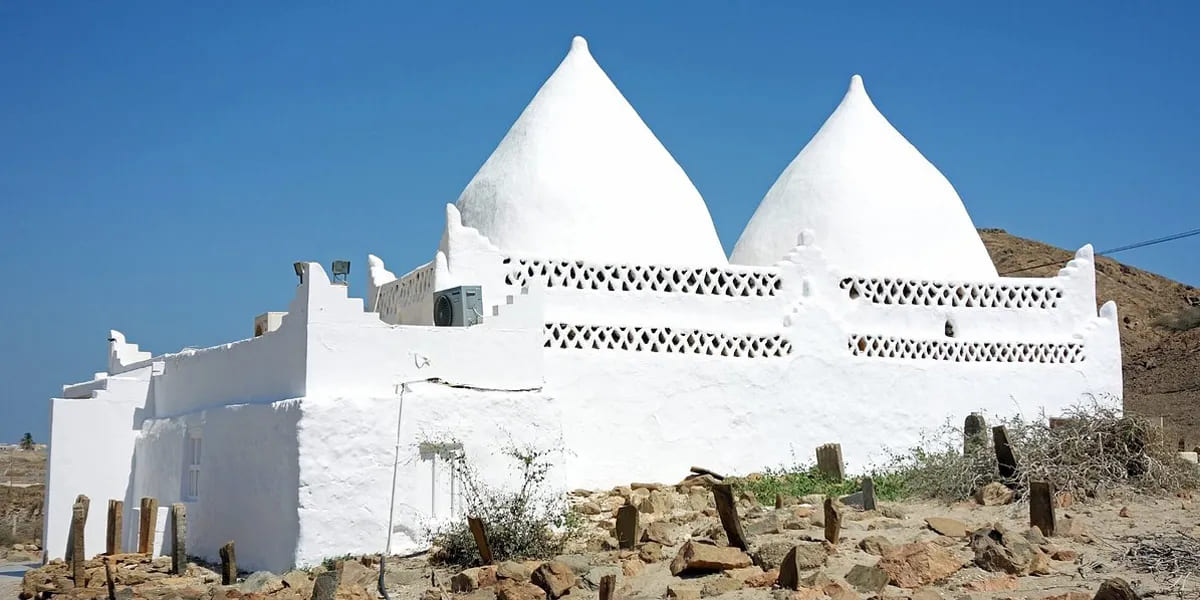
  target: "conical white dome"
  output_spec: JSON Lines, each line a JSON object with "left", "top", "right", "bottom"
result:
{"left": 731, "top": 75, "right": 997, "bottom": 279}
{"left": 455, "top": 37, "right": 726, "bottom": 266}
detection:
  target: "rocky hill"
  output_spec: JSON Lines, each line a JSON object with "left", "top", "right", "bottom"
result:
{"left": 979, "top": 229, "right": 1200, "bottom": 449}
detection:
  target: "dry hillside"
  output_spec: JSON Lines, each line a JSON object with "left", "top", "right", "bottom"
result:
{"left": 980, "top": 229, "right": 1200, "bottom": 448}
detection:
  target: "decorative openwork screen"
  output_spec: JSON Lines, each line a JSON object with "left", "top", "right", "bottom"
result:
{"left": 545, "top": 323, "right": 792, "bottom": 358}
{"left": 840, "top": 277, "right": 1063, "bottom": 309}
{"left": 506, "top": 258, "right": 781, "bottom": 297}
{"left": 848, "top": 334, "right": 1084, "bottom": 364}
{"left": 376, "top": 262, "right": 435, "bottom": 320}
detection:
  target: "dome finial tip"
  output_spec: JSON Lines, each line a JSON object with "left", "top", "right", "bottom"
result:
{"left": 571, "top": 36, "right": 589, "bottom": 52}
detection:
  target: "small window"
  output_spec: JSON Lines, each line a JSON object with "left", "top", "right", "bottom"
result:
{"left": 185, "top": 432, "right": 202, "bottom": 500}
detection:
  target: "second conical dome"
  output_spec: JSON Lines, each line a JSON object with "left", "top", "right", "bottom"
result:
{"left": 455, "top": 37, "right": 727, "bottom": 266}
{"left": 731, "top": 76, "right": 997, "bottom": 279}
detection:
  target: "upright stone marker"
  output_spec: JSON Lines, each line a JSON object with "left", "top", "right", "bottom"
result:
{"left": 861, "top": 476, "right": 877, "bottom": 511}
{"left": 1029, "top": 481, "right": 1056, "bottom": 537}
{"left": 170, "top": 503, "right": 187, "bottom": 575}
{"left": 599, "top": 573, "right": 616, "bottom": 600}
{"left": 964, "top": 413, "right": 987, "bottom": 455}
{"left": 219, "top": 541, "right": 237, "bottom": 585}
{"left": 815, "top": 444, "right": 844, "bottom": 481}
{"left": 312, "top": 570, "right": 339, "bottom": 600}
{"left": 823, "top": 497, "right": 842, "bottom": 545}
{"left": 70, "top": 495, "right": 90, "bottom": 583}
{"left": 992, "top": 426, "right": 1018, "bottom": 482}
{"left": 106, "top": 500, "right": 123, "bottom": 555}
{"left": 138, "top": 497, "right": 159, "bottom": 554}
{"left": 712, "top": 484, "right": 750, "bottom": 550}
{"left": 467, "top": 516, "right": 494, "bottom": 564}
{"left": 615, "top": 504, "right": 639, "bottom": 550}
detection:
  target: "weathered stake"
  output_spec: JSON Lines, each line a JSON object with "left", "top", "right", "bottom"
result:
{"left": 69, "top": 494, "right": 90, "bottom": 583}
{"left": 219, "top": 541, "right": 237, "bottom": 585}
{"left": 615, "top": 504, "right": 639, "bottom": 550}
{"left": 774, "top": 493, "right": 783, "bottom": 510}
{"left": 815, "top": 443, "right": 844, "bottom": 482}
{"left": 992, "top": 426, "right": 1018, "bottom": 482}
{"left": 467, "top": 516, "right": 494, "bottom": 564}
{"left": 599, "top": 573, "right": 617, "bottom": 600}
{"left": 106, "top": 500, "right": 123, "bottom": 555}
{"left": 964, "top": 413, "right": 988, "bottom": 455}
{"left": 170, "top": 503, "right": 187, "bottom": 575}
{"left": 823, "top": 497, "right": 842, "bottom": 545}
{"left": 1029, "top": 481, "right": 1056, "bottom": 537}
{"left": 861, "top": 476, "right": 877, "bottom": 511}
{"left": 138, "top": 497, "right": 159, "bottom": 554}
{"left": 712, "top": 483, "right": 750, "bottom": 550}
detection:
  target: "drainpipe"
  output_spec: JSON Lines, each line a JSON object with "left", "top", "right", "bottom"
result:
{"left": 379, "top": 378, "right": 434, "bottom": 599}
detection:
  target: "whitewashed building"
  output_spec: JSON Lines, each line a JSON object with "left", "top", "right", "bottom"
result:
{"left": 43, "top": 37, "right": 1122, "bottom": 572}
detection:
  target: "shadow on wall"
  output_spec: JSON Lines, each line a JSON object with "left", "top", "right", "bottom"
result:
{"left": 192, "top": 400, "right": 301, "bottom": 573}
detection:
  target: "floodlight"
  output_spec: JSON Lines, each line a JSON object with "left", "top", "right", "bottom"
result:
{"left": 332, "top": 260, "right": 350, "bottom": 284}
{"left": 293, "top": 262, "right": 305, "bottom": 284}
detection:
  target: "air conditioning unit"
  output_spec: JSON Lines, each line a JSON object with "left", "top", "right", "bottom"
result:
{"left": 433, "top": 286, "right": 483, "bottom": 327}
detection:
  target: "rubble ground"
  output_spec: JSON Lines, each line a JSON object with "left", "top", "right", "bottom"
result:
{"left": 17, "top": 478, "right": 1197, "bottom": 600}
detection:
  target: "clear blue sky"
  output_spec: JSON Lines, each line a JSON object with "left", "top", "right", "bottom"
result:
{"left": 2, "top": 3, "right": 1198, "bottom": 442}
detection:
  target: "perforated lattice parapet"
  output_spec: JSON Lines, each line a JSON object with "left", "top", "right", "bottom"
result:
{"left": 545, "top": 323, "right": 792, "bottom": 358}
{"left": 839, "top": 277, "right": 1063, "bottom": 309}
{"left": 377, "top": 263, "right": 435, "bottom": 320}
{"left": 848, "top": 334, "right": 1085, "bottom": 363}
{"left": 506, "top": 258, "right": 781, "bottom": 297}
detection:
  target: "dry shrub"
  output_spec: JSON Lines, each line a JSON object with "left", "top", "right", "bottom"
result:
{"left": 1155, "top": 306, "right": 1200, "bottom": 332}
{"left": 427, "top": 444, "right": 579, "bottom": 566}
{"left": 888, "top": 399, "right": 1200, "bottom": 501}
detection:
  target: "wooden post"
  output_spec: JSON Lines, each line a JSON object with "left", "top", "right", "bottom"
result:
{"left": 964, "top": 413, "right": 987, "bottom": 455}
{"left": 861, "top": 476, "right": 877, "bottom": 511}
{"left": 823, "top": 497, "right": 842, "bottom": 545}
{"left": 712, "top": 484, "right": 750, "bottom": 550}
{"left": 467, "top": 516, "right": 494, "bottom": 564}
{"left": 106, "top": 500, "right": 123, "bottom": 555}
{"left": 774, "top": 493, "right": 783, "bottom": 510}
{"left": 992, "top": 426, "right": 1018, "bottom": 482}
{"left": 815, "top": 444, "right": 844, "bottom": 482}
{"left": 170, "top": 503, "right": 187, "bottom": 575}
{"left": 1029, "top": 481, "right": 1056, "bottom": 537}
{"left": 599, "top": 573, "right": 617, "bottom": 600}
{"left": 219, "top": 541, "right": 237, "bottom": 585}
{"left": 615, "top": 504, "right": 639, "bottom": 550}
{"left": 138, "top": 497, "right": 158, "bottom": 555}
{"left": 70, "top": 495, "right": 90, "bottom": 583}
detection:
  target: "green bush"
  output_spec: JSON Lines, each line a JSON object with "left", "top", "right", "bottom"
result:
{"left": 731, "top": 463, "right": 909, "bottom": 505}
{"left": 428, "top": 444, "right": 579, "bottom": 566}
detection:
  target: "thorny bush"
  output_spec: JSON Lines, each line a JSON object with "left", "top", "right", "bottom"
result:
{"left": 887, "top": 399, "right": 1200, "bottom": 501}
{"left": 428, "top": 444, "right": 580, "bottom": 566}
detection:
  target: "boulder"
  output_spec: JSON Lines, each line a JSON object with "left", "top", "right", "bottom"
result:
{"left": 643, "top": 521, "right": 687, "bottom": 546}
{"left": 751, "top": 540, "right": 798, "bottom": 570}
{"left": 582, "top": 566, "right": 621, "bottom": 589}
{"left": 1094, "top": 578, "right": 1138, "bottom": 600}
{"left": 550, "top": 554, "right": 590, "bottom": 575}
{"left": 858, "top": 535, "right": 895, "bottom": 556}
{"left": 451, "top": 566, "right": 498, "bottom": 593}
{"left": 240, "top": 571, "right": 284, "bottom": 595}
{"left": 670, "top": 541, "right": 752, "bottom": 575}
{"left": 620, "top": 558, "right": 643, "bottom": 577}
{"left": 962, "top": 575, "right": 1019, "bottom": 591}
{"left": 497, "top": 561, "right": 532, "bottom": 582}
{"left": 531, "top": 561, "right": 577, "bottom": 599}
{"left": 924, "top": 517, "right": 969, "bottom": 538}
{"left": 1052, "top": 548, "right": 1079, "bottom": 561}
{"left": 496, "top": 580, "right": 547, "bottom": 600}
{"left": 970, "top": 525, "right": 1042, "bottom": 575}
{"left": 638, "top": 542, "right": 664, "bottom": 563}
{"left": 638, "top": 489, "right": 674, "bottom": 514}
{"left": 281, "top": 571, "right": 313, "bottom": 598}
{"left": 877, "top": 541, "right": 963, "bottom": 588}
{"left": 975, "top": 482, "right": 1015, "bottom": 505}
{"left": 745, "top": 568, "right": 779, "bottom": 588}
{"left": 844, "top": 564, "right": 889, "bottom": 594}
{"left": 575, "top": 501, "right": 602, "bottom": 515}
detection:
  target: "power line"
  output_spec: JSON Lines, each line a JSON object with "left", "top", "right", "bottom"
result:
{"left": 998, "top": 226, "right": 1200, "bottom": 276}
